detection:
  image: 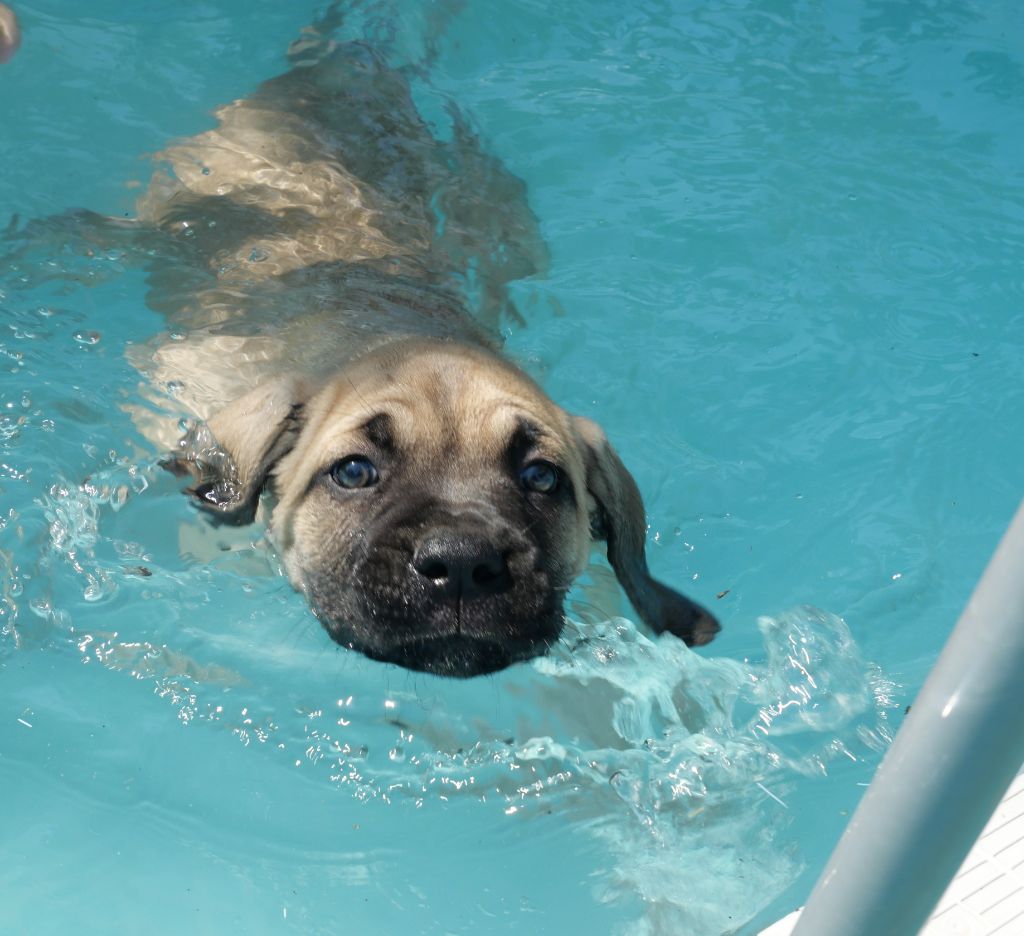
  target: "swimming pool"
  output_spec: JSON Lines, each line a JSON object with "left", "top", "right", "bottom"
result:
{"left": 1, "top": 1, "right": 1021, "bottom": 933}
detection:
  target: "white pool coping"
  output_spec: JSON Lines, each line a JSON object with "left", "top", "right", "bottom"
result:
{"left": 761, "top": 763, "right": 1024, "bottom": 935}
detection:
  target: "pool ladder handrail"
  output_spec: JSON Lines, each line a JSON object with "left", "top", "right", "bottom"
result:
{"left": 787, "top": 498, "right": 1024, "bottom": 936}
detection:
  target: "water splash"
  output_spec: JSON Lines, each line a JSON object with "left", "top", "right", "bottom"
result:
{"left": 393, "top": 610, "right": 896, "bottom": 934}
{"left": 16, "top": 433, "right": 897, "bottom": 934}
{"left": 41, "top": 458, "right": 157, "bottom": 604}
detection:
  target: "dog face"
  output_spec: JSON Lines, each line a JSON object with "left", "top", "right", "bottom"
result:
{"left": 169, "top": 339, "right": 718, "bottom": 676}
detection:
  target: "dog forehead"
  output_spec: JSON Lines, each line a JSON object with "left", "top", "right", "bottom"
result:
{"left": 308, "top": 353, "right": 567, "bottom": 456}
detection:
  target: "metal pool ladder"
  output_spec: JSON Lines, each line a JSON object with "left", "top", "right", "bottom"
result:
{"left": 762, "top": 499, "right": 1024, "bottom": 936}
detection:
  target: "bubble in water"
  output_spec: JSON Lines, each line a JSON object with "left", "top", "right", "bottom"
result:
{"left": 73, "top": 331, "right": 101, "bottom": 346}
{"left": 128, "top": 471, "right": 149, "bottom": 496}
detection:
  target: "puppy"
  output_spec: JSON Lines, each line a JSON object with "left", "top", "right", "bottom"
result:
{"left": 126, "top": 29, "right": 719, "bottom": 676}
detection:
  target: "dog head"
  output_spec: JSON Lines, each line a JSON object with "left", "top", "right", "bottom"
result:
{"left": 167, "top": 339, "right": 719, "bottom": 676}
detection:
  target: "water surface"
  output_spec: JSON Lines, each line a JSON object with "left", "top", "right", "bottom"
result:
{"left": 1, "top": 2, "right": 1022, "bottom": 933}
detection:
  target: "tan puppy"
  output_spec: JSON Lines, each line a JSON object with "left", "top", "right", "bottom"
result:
{"left": 132, "top": 29, "right": 719, "bottom": 676}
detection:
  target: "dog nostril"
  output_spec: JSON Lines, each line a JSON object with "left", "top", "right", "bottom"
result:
{"left": 472, "top": 556, "right": 506, "bottom": 587}
{"left": 413, "top": 535, "right": 511, "bottom": 597}
{"left": 418, "top": 559, "right": 448, "bottom": 581}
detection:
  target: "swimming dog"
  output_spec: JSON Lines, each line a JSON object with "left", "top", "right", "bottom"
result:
{"left": 126, "top": 18, "right": 719, "bottom": 676}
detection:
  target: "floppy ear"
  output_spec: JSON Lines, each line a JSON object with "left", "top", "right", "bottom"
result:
{"left": 162, "top": 377, "right": 309, "bottom": 525}
{"left": 573, "top": 416, "right": 720, "bottom": 647}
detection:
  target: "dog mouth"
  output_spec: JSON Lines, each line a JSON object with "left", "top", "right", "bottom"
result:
{"left": 314, "top": 593, "right": 564, "bottom": 677}
{"left": 358, "top": 632, "right": 555, "bottom": 678}
{"left": 315, "top": 596, "right": 564, "bottom": 676}
{"left": 305, "top": 537, "right": 568, "bottom": 676}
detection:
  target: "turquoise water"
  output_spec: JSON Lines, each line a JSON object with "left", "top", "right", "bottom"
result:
{"left": 1, "top": 2, "right": 1022, "bottom": 934}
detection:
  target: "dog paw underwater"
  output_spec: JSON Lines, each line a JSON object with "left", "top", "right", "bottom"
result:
{"left": 35, "top": 20, "right": 719, "bottom": 677}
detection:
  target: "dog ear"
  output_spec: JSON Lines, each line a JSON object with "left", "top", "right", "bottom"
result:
{"left": 162, "top": 377, "right": 309, "bottom": 525}
{"left": 572, "top": 416, "right": 720, "bottom": 647}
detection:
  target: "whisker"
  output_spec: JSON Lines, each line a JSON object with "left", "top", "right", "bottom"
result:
{"left": 345, "top": 376, "right": 378, "bottom": 421}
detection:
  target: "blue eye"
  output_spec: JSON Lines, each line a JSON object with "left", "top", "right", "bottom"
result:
{"left": 330, "top": 456, "right": 379, "bottom": 490}
{"left": 520, "top": 461, "right": 559, "bottom": 494}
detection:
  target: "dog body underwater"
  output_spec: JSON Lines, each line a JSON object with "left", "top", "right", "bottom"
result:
{"left": 120, "top": 30, "right": 718, "bottom": 676}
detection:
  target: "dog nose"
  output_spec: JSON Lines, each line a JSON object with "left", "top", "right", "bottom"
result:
{"left": 412, "top": 533, "right": 511, "bottom": 598}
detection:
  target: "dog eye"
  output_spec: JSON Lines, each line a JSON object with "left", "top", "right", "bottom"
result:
{"left": 329, "top": 456, "right": 379, "bottom": 490}
{"left": 520, "top": 460, "right": 559, "bottom": 494}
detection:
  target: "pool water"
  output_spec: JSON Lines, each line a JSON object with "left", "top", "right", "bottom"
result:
{"left": 1, "top": 1, "right": 1021, "bottom": 933}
